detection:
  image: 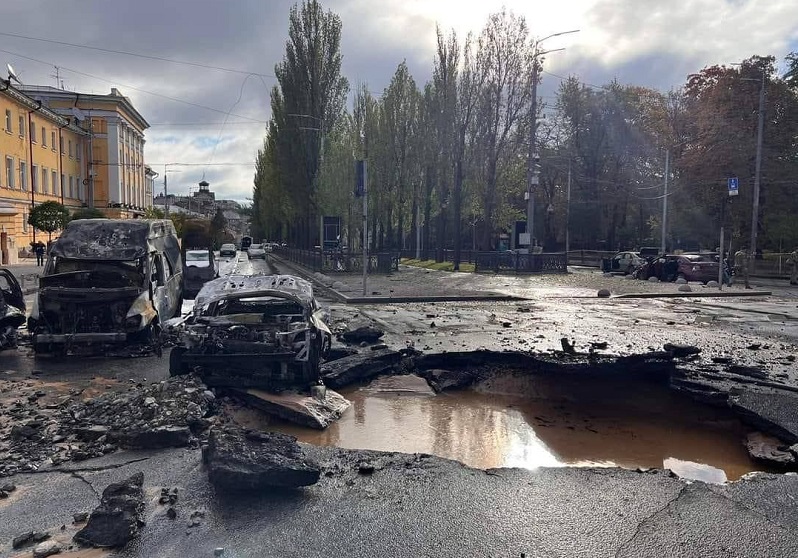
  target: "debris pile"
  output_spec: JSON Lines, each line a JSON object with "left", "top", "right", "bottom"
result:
{"left": 203, "top": 426, "right": 320, "bottom": 490}
{"left": 74, "top": 472, "right": 146, "bottom": 548}
{"left": 0, "top": 376, "right": 215, "bottom": 477}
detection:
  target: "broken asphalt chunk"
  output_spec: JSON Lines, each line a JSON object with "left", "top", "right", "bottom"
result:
{"left": 73, "top": 472, "right": 146, "bottom": 548}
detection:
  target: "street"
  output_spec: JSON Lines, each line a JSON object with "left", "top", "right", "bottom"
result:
{"left": 2, "top": 256, "right": 798, "bottom": 557}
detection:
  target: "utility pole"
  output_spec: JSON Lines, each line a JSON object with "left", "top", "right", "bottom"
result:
{"left": 163, "top": 173, "right": 169, "bottom": 216}
{"left": 750, "top": 71, "right": 765, "bottom": 260}
{"left": 565, "top": 160, "right": 572, "bottom": 254}
{"left": 525, "top": 30, "right": 579, "bottom": 252}
{"left": 362, "top": 160, "right": 368, "bottom": 296}
{"left": 661, "top": 149, "right": 669, "bottom": 254}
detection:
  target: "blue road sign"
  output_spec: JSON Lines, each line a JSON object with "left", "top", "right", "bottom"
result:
{"left": 728, "top": 177, "right": 739, "bottom": 196}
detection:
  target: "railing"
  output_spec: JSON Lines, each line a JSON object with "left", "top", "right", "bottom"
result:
{"left": 399, "top": 249, "right": 476, "bottom": 263}
{"left": 276, "top": 248, "right": 399, "bottom": 274}
{"left": 566, "top": 250, "right": 617, "bottom": 267}
{"left": 473, "top": 251, "right": 568, "bottom": 274}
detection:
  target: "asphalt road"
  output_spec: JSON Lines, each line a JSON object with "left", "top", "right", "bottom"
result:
{"left": 3, "top": 253, "right": 798, "bottom": 556}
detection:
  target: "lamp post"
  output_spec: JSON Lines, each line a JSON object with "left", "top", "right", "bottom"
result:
{"left": 162, "top": 163, "right": 182, "bottom": 216}
{"left": 527, "top": 30, "right": 579, "bottom": 251}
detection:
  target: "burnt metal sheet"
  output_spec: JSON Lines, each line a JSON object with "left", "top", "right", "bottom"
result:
{"left": 194, "top": 274, "right": 316, "bottom": 308}
{"left": 50, "top": 219, "right": 179, "bottom": 262}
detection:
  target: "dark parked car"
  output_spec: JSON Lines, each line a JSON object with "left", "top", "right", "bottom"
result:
{"left": 635, "top": 254, "right": 719, "bottom": 283}
{"left": 0, "top": 268, "right": 25, "bottom": 350}
{"left": 219, "top": 243, "right": 237, "bottom": 258}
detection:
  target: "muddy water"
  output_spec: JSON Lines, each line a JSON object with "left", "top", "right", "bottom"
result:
{"left": 269, "top": 373, "right": 768, "bottom": 483}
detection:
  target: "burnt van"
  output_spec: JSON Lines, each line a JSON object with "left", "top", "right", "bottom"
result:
{"left": 28, "top": 219, "right": 184, "bottom": 354}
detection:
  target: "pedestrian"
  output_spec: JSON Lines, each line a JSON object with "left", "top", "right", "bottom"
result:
{"left": 34, "top": 241, "right": 45, "bottom": 267}
{"left": 722, "top": 254, "right": 733, "bottom": 287}
{"left": 733, "top": 248, "right": 751, "bottom": 289}
{"left": 788, "top": 248, "right": 798, "bottom": 286}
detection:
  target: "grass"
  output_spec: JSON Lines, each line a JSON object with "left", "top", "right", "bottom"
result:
{"left": 401, "top": 258, "right": 476, "bottom": 273}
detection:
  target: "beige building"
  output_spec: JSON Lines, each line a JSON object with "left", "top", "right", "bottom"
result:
{"left": 0, "top": 79, "right": 88, "bottom": 264}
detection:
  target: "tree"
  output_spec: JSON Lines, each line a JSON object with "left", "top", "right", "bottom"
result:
{"left": 69, "top": 207, "right": 106, "bottom": 221}
{"left": 271, "top": 0, "right": 349, "bottom": 248}
{"left": 28, "top": 201, "right": 70, "bottom": 241}
{"left": 143, "top": 207, "right": 165, "bottom": 219}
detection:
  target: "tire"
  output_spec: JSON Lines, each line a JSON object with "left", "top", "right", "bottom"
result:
{"left": 169, "top": 347, "right": 189, "bottom": 376}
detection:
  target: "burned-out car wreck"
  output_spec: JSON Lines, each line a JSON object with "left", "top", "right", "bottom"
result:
{"left": 0, "top": 267, "right": 25, "bottom": 350}
{"left": 170, "top": 274, "right": 331, "bottom": 389}
{"left": 28, "top": 219, "right": 184, "bottom": 355}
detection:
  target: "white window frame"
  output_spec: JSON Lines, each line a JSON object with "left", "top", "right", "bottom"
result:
{"left": 18, "top": 115, "right": 25, "bottom": 138}
{"left": 52, "top": 170, "right": 58, "bottom": 195}
{"left": 51, "top": 130, "right": 56, "bottom": 151}
{"left": 20, "top": 161, "right": 27, "bottom": 191}
{"left": 32, "top": 164, "right": 38, "bottom": 193}
{"left": 4, "top": 156, "right": 13, "bottom": 189}
{"left": 41, "top": 166, "right": 48, "bottom": 194}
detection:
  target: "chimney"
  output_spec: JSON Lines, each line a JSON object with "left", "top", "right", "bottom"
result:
{"left": 111, "top": 88, "right": 121, "bottom": 96}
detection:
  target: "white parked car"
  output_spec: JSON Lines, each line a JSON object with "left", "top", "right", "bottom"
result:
{"left": 247, "top": 244, "right": 266, "bottom": 259}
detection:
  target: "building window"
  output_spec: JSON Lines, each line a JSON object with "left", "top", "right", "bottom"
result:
{"left": 52, "top": 170, "right": 57, "bottom": 195}
{"left": 68, "top": 176, "right": 74, "bottom": 199}
{"left": 42, "top": 167, "right": 48, "bottom": 194}
{"left": 5, "top": 157, "right": 13, "bottom": 189}
{"left": 51, "top": 131, "right": 56, "bottom": 151}
{"left": 30, "top": 123, "right": 36, "bottom": 143}
{"left": 60, "top": 136, "right": 65, "bottom": 154}
{"left": 20, "top": 162, "right": 27, "bottom": 191}
{"left": 61, "top": 174, "right": 65, "bottom": 197}
{"left": 18, "top": 116, "right": 25, "bottom": 138}
{"left": 68, "top": 140, "right": 73, "bottom": 158}
{"left": 22, "top": 212, "right": 28, "bottom": 233}
{"left": 32, "top": 165, "right": 38, "bottom": 193}
{"left": 41, "top": 127, "right": 46, "bottom": 147}
{"left": 76, "top": 141, "right": 81, "bottom": 161}
{"left": 5, "top": 110, "right": 11, "bottom": 133}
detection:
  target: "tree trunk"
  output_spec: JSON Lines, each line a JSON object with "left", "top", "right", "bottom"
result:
{"left": 453, "top": 158, "right": 463, "bottom": 270}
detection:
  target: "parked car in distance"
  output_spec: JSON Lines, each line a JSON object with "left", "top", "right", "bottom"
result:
{"left": 219, "top": 243, "right": 237, "bottom": 258}
{"left": 183, "top": 249, "right": 219, "bottom": 299}
{"left": 635, "top": 254, "right": 719, "bottom": 283}
{"left": 610, "top": 251, "right": 646, "bottom": 274}
{"left": 247, "top": 244, "right": 266, "bottom": 259}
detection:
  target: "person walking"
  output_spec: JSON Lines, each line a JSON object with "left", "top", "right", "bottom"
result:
{"left": 34, "top": 241, "right": 45, "bottom": 267}
{"left": 734, "top": 248, "right": 751, "bottom": 289}
{"left": 788, "top": 248, "right": 798, "bottom": 286}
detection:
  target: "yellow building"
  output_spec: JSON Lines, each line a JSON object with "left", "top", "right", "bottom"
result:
{"left": 20, "top": 86, "right": 151, "bottom": 220}
{"left": 0, "top": 80, "right": 88, "bottom": 264}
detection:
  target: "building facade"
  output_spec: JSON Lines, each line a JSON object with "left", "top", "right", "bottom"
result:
{"left": 19, "top": 86, "right": 151, "bottom": 220}
{"left": 0, "top": 80, "right": 88, "bottom": 264}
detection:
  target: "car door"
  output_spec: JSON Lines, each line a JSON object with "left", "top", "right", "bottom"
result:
{"left": 150, "top": 254, "right": 172, "bottom": 321}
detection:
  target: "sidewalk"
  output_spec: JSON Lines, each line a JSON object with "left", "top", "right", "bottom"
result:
{"left": 4, "top": 258, "right": 43, "bottom": 295}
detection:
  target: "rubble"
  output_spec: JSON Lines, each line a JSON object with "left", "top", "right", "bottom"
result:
{"left": 203, "top": 427, "right": 320, "bottom": 490}
{"left": 730, "top": 391, "right": 798, "bottom": 444}
{"left": 234, "top": 388, "right": 351, "bottom": 429}
{"left": 340, "top": 321, "right": 385, "bottom": 344}
{"left": 32, "top": 540, "right": 62, "bottom": 558}
{"left": 0, "top": 376, "right": 214, "bottom": 477}
{"left": 73, "top": 472, "right": 146, "bottom": 548}
{"left": 745, "top": 432, "right": 797, "bottom": 467}
{"left": 321, "top": 348, "right": 401, "bottom": 388}
{"left": 12, "top": 531, "right": 50, "bottom": 550}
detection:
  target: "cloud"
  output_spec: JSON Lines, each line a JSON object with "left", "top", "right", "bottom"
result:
{"left": 0, "top": 0, "right": 795, "bottom": 204}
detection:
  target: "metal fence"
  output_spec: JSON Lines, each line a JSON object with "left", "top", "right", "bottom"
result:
{"left": 399, "top": 249, "right": 476, "bottom": 264}
{"left": 276, "top": 248, "right": 400, "bottom": 274}
{"left": 473, "top": 251, "right": 568, "bottom": 274}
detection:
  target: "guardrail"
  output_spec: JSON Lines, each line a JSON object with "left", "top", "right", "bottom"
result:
{"left": 399, "top": 249, "right": 476, "bottom": 263}
{"left": 474, "top": 252, "right": 568, "bottom": 274}
{"left": 275, "top": 248, "right": 399, "bottom": 274}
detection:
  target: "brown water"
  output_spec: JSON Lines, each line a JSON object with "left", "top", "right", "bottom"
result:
{"left": 267, "top": 373, "right": 768, "bottom": 483}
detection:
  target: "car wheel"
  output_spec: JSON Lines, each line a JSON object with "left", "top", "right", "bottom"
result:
{"left": 169, "top": 347, "right": 189, "bottom": 376}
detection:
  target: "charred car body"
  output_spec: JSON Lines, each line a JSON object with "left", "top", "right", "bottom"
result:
{"left": 28, "top": 219, "right": 184, "bottom": 354}
{"left": 0, "top": 268, "right": 25, "bottom": 350}
{"left": 170, "top": 274, "right": 331, "bottom": 391}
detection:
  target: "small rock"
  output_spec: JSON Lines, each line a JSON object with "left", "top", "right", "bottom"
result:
{"left": 663, "top": 343, "right": 701, "bottom": 358}
{"left": 597, "top": 289, "right": 611, "bottom": 298}
{"left": 370, "top": 343, "right": 389, "bottom": 351}
{"left": 746, "top": 432, "right": 796, "bottom": 467}
{"left": 167, "top": 507, "right": 177, "bottom": 520}
{"left": 747, "top": 344, "right": 762, "bottom": 351}
{"left": 648, "top": 276, "right": 659, "bottom": 282}
{"left": 590, "top": 341, "right": 608, "bottom": 350}
{"left": 214, "top": 549, "right": 225, "bottom": 557}
{"left": 12, "top": 532, "right": 34, "bottom": 549}
{"left": 33, "top": 540, "right": 61, "bottom": 558}
{"left": 73, "top": 512, "right": 88, "bottom": 523}
{"left": 678, "top": 284, "right": 692, "bottom": 292}
{"left": 706, "top": 280, "right": 720, "bottom": 287}
{"left": 358, "top": 462, "right": 376, "bottom": 475}
{"left": 73, "top": 472, "right": 145, "bottom": 548}
{"left": 675, "top": 277, "right": 688, "bottom": 284}
{"left": 429, "top": 321, "right": 436, "bottom": 328}
{"left": 560, "top": 338, "right": 576, "bottom": 355}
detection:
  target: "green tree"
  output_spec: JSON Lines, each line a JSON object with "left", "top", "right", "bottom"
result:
{"left": 143, "top": 207, "right": 165, "bottom": 219}
{"left": 69, "top": 207, "right": 106, "bottom": 221}
{"left": 28, "top": 201, "right": 70, "bottom": 241}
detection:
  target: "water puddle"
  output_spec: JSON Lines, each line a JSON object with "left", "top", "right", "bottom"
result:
{"left": 267, "top": 373, "right": 769, "bottom": 483}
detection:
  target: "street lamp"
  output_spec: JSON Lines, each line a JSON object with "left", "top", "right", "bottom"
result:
{"left": 526, "top": 29, "right": 579, "bottom": 251}
{"left": 162, "top": 163, "right": 182, "bottom": 216}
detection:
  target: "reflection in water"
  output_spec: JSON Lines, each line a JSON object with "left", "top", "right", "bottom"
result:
{"left": 267, "top": 374, "right": 769, "bottom": 483}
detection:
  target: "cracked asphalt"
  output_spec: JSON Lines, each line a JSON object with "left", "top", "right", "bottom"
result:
{"left": 3, "top": 256, "right": 798, "bottom": 556}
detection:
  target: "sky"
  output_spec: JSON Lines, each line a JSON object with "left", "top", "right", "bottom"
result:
{"left": 0, "top": 0, "right": 796, "bottom": 204}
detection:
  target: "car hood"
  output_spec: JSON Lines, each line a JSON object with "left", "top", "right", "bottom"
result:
{"left": 194, "top": 274, "right": 315, "bottom": 308}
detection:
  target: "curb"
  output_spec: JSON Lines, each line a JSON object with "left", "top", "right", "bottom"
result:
{"left": 611, "top": 290, "right": 772, "bottom": 299}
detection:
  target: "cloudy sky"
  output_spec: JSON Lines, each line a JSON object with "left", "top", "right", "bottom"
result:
{"left": 1, "top": 0, "right": 796, "bottom": 204}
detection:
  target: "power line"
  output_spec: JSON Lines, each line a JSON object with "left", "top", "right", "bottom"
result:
{"left": 0, "top": 30, "right": 276, "bottom": 78}
{"left": 0, "top": 48, "right": 269, "bottom": 123}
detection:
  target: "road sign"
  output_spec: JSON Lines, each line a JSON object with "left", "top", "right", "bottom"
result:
{"left": 728, "top": 177, "right": 739, "bottom": 196}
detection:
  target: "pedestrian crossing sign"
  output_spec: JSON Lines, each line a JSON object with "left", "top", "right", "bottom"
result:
{"left": 728, "top": 177, "right": 739, "bottom": 196}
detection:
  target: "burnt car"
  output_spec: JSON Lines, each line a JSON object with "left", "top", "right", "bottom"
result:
{"left": 170, "top": 274, "right": 331, "bottom": 390}
{"left": 0, "top": 268, "right": 25, "bottom": 350}
{"left": 183, "top": 249, "right": 219, "bottom": 300}
{"left": 28, "top": 219, "right": 184, "bottom": 354}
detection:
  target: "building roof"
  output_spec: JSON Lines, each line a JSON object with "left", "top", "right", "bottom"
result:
{"left": 0, "top": 80, "right": 89, "bottom": 135}
{"left": 18, "top": 85, "right": 150, "bottom": 130}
